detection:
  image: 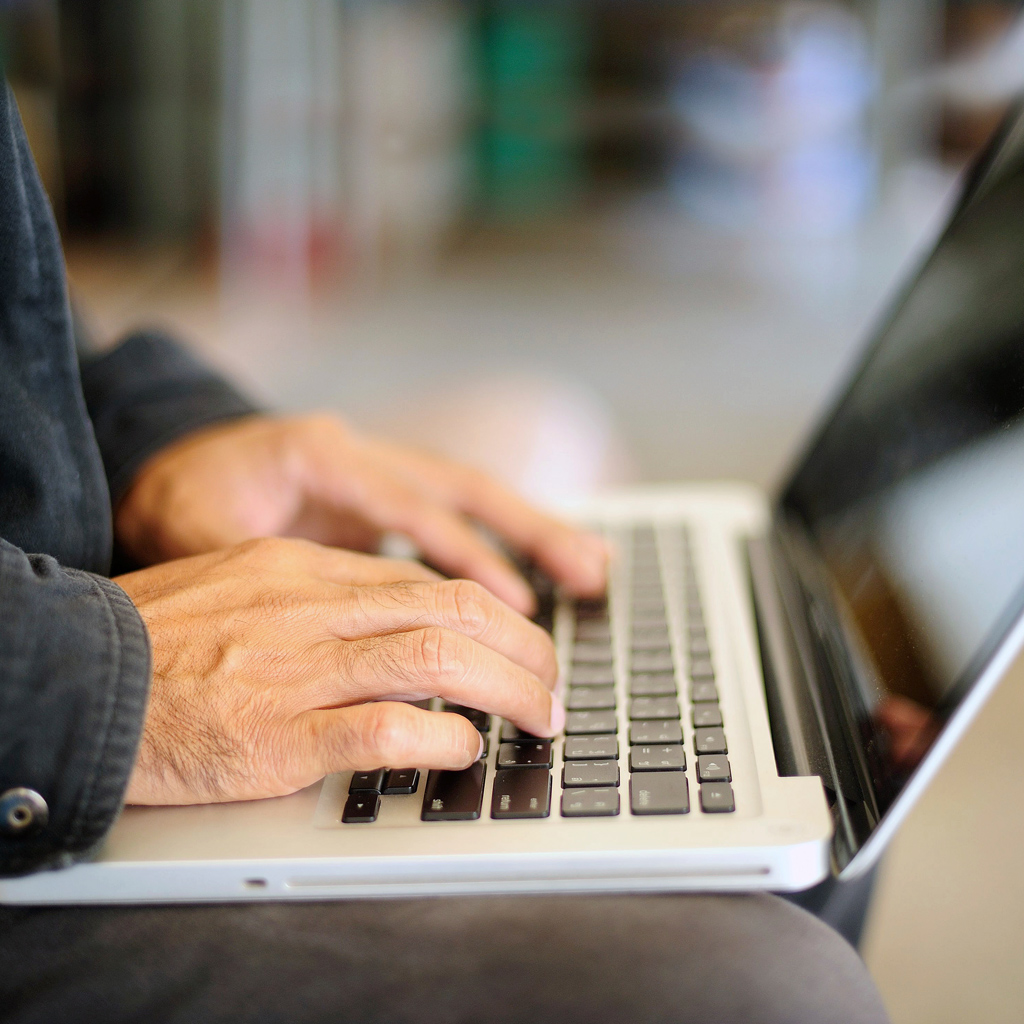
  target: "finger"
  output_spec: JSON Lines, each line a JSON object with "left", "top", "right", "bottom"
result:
{"left": 361, "top": 439, "right": 609, "bottom": 598}
{"left": 302, "top": 701, "right": 485, "bottom": 772}
{"left": 312, "top": 627, "right": 564, "bottom": 737}
{"left": 451, "top": 467, "right": 609, "bottom": 597}
{"left": 305, "top": 456, "right": 538, "bottom": 615}
{"left": 319, "top": 579, "right": 558, "bottom": 686}
{"left": 384, "top": 502, "right": 537, "bottom": 615}
{"left": 265, "top": 538, "right": 442, "bottom": 587}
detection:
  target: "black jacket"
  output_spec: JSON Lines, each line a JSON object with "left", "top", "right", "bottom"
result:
{"left": 0, "top": 83, "right": 257, "bottom": 875}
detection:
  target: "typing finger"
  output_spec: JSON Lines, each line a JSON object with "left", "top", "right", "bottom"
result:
{"left": 321, "top": 579, "right": 557, "bottom": 686}
{"left": 449, "top": 465, "right": 608, "bottom": 598}
{"left": 302, "top": 701, "right": 485, "bottom": 773}
{"left": 307, "top": 457, "right": 537, "bottom": 614}
{"left": 309, "top": 627, "right": 564, "bottom": 738}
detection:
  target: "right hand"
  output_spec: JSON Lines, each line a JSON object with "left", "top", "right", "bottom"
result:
{"left": 114, "top": 538, "right": 564, "bottom": 806}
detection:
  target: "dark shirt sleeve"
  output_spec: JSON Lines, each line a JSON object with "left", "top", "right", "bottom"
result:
{"left": 79, "top": 329, "right": 262, "bottom": 505}
{"left": 0, "top": 540, "right": 151, "bottom": 876}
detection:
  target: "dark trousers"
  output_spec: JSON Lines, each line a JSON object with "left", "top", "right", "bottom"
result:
{"left": 0, "top": 890, "right": 888, "bottom": 1024}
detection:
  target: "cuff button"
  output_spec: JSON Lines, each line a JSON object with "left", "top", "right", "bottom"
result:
{"left": 0, "top": 788, "right": 48, "bottom": 837}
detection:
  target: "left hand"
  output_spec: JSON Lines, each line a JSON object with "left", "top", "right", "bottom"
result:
{"left": 115, "top": 413, "right": 607, "bottom": 616}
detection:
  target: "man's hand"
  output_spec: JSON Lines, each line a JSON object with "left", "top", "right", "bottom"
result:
{"left": 116, "top": 537, "right": 563, "bottom": 805}
{"left": 115, "top": 413, "right": 607, "bottom": 616}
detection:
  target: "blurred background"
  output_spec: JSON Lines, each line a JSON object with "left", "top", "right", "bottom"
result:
{"left": 3, "top": 2, "right": 1024, "bottom": 1020}
{"left": 6, "top": 0, "right": 1022, "bottom": 489}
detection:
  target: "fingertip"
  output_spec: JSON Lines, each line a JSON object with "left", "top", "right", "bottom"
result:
{"left": 560, "top": 534, "right": 609, "bottom": 597}
{"left": 548, "top": 695, "right": 566, "bottom": 737}
{"left": 498, "top": 572, "right": 537, "bottom": 617}
{"left": 443, "top": 712, "right": 487, "bottom": 769}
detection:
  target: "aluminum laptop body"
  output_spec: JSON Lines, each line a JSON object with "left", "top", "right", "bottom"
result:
{"left": 5, "top": 104, "right": 1024, "bottom": 905}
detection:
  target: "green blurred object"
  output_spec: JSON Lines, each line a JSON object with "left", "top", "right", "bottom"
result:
{"left": 476, "top": 2, "right": 588, "bottom": 219}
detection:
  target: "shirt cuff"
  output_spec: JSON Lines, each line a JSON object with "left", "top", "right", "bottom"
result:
{"left": 79, "top": 330, "right": 262, "bottom": 505}
{"left": 0, "top": 548, "right": 152, "bottom": 876}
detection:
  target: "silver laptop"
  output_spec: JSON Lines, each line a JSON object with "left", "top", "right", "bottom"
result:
{"left": 5, "top": 104, "right": 1024, "bottom": 905}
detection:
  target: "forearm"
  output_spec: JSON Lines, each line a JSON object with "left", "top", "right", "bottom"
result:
{"left": 0, "top": 540, "right": 151, "bottom": 875}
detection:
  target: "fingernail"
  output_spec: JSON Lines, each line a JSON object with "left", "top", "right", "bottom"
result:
{"left": 472, "top": 732, "right": 485, "bottom": 764}
{"left": 549, "top": 696, "right": 566, "bottom": 736}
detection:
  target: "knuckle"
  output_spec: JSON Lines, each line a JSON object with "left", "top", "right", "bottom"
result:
{"left": 456, "top": 464, "right": 490, "bottom": 497}
{"left": 298, "top": 412, "right": 348, "bottom": 446}
{"left": 441, "top": 578, "right": 491, "bottom": 635}
{"left": 357, "top": 702, "right": 413, "bottom": 765}
{"left": 235, "top": 535, "right": 293, "bottom": 564}
{"left": 411, "top": 626, "right": 467, "bottom": 684}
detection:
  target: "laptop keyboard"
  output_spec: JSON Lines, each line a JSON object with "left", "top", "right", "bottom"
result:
{"left": 341, "top": 525, "right": 735, "bottom": 824}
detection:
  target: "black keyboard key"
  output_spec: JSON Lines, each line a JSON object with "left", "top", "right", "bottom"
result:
{"left": 632, "top": 622, "right": 670, "bottom": 638}
{"left": 632, "top": 651, "right": 674, "bottom": 673}
{"left": 421, "top": 763, "right": 486, "bottom": 821}
{"left": 563, "top": 735, "right": 618, "bottom": 760}
{"left": 342, "top": 791, "right": 380, "bottom": 823}
{"left": 629, "top": 720, "right": 683, "bottom": 744}
{"left": 568, "top": 685, "right": 616, "bottom": 710}
{"left": 562, "top": 760, "right": 619, "bottom": 787}
{"left": 561, "top": 787, "right": 620, "bottom": 817}
{"left": 575, "top": 598, "right": 608, "bottom": 618}
{"left": 690, "top": 658, "right": 715, "bottom": 680}
{"left": 690, "top": 681, "right": 719, "bottom": 703}
{"left": 694, "top": 728, "right": 728, "bottom": 754}
{"left": 565, "top": 710, "right": 618, "bottom": 735}
{"left": 349, "top": 769, "right": 386, "bottom": 793}
{"left": 382, "top": 768, "right": 420, "bottom": 794}
{"left": 497, "top": 740, "right": 553, "bottom": 769}
{"left": 630, "top": 744, "right": 686, "bottom": 771}
{"left": 499, "top": 721, "right": 540, "bottom": 743}
{"left": 631, "top": 613, "right": 669, "bottom": 629}
{"left": 632, "top": 567, "right": 660, "bottom": 583}
{"left": 572, "top": 643, "right": 613, "bottom": 664}
{"left": 697, "top": 755, "right": 731, "bottom": 782}
{"left": 629, "top": 696, "right": 680, "bottom": 721}
{"left": 575, "top": 620, "right": 611, "bottom": 642}
{"left": 629, "top": 673, "right": 677, "bottom": 696}
{"left": 692, "top": 705, "right": 723, "bottom": 728}
{"left": 569, "top": 664, "right": 616, "bottom": 686}
{"left": 631, "top": 635, "right": 672, "bottom": 652}
{"left": 491, "top": 769, "right": 552, "bottom": 819}
{"left": 700, "top": 781, "right": 735, "bottom": 813}
{"left": 442, "top": 703, "right": 491, "bottom": 732}
{"left": 630, "top": 773, "right": 689, "bottom": 815}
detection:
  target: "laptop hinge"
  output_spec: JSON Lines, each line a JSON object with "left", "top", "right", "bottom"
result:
{"left": 746, "top": 537, "right": 815, "bottom": 778}
{"left": 746, "top": 528, "right": 864, "bottom": 873}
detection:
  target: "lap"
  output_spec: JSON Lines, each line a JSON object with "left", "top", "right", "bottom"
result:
{"left": 0, "top": 892, "right": 888, "bottom": 1024}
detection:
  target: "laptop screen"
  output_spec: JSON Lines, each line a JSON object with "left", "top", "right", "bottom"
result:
{"left": 780, "top": 104, "right": 1024, "bottom": 837}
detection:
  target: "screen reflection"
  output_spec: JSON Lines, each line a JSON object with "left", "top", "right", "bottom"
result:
{"left": 784, "top": 105, "right": 1024, "bottom": 800}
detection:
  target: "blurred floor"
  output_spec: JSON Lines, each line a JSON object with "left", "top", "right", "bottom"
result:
{"left": 64, "top": 201, "right": 1023, "bottom": 1023}
{"left": 863, "top": 655, "right": 1024, "bottom": 1024}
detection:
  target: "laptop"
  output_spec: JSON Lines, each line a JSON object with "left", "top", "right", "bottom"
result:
{"left": 5, "top": 103, "right": 1024, "bottom": 905}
